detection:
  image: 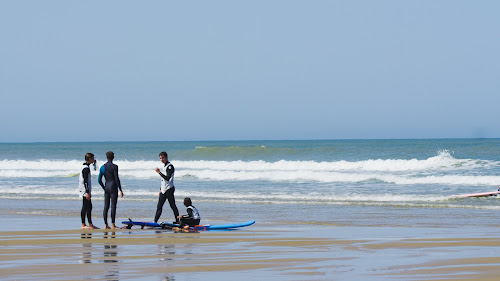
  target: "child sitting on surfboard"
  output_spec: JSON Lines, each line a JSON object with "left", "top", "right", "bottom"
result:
{"left": 176, "top": 197, "right": 201, "bottom": 229}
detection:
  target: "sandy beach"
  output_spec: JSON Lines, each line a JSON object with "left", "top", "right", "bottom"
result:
{"left": 2, "top": 213, "right": 500, "bottom": 280}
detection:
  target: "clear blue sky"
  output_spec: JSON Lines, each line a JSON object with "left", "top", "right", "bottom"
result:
{"left": 1, "top": 1, "right": 499, "bottom": 142}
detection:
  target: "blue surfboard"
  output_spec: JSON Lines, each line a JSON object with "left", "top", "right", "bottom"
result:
{"left": 122, "top": 219, "right": 255, "bottom": 230}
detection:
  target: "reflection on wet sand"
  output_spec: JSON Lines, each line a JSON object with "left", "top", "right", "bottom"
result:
{"left": 103, "top": 231, "right": 119, "bottom": 280}
{"left": 6, "top": 227, "right": 500, "bottom": 280}
{"left": 79, "top": 233, "right": 92, "bottom": 264}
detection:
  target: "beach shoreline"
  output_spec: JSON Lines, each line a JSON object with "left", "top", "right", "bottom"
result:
{"left": 2, "top": 139, "right": 500, "bottom": 280}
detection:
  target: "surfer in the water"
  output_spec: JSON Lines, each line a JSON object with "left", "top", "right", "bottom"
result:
{"left": 153, "top": 151, "right": 179, "bottom": 223}
{"left": 98, "top": 151, "right": 124, "bottom": 229}
{"left": 79, "top": 153, "right": 99, "bottom": 229}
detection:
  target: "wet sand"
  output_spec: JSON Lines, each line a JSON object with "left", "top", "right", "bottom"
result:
{"left": 2, "top": 215, "right": 500, "bottom": 280}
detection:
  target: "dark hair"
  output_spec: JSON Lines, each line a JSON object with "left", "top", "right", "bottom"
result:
{"left": 183, "top": 197, "right": 192, "bottom": 207}
{"left": 106, "top": 151, "right": 114, "bottom": 160}
{"left": 85, "top": 153, "right": 94, "bottom": 162}
{"left": 159, "top": 151, "right": 168, "bottom": 158}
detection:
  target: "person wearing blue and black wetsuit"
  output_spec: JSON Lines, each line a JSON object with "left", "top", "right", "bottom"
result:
{"left": 98, "top": 151, "right": 124, "bottom": 229}
{"left": 154, "top": 151, "right": 179, "bottom": 223}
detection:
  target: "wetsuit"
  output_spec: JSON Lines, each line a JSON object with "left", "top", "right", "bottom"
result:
{"left": 79, "top": 163, "right": 94, "bottom": 225}
{"left": 154, "top": 161, "right": 179, "bottom": 223}
{"left": 179, "top": 205, "right": 201, "bottom": 227}
{"left": 98, "top": 161, "right": 122, "bottom": 225}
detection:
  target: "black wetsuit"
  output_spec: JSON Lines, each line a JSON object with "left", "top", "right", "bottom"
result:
{"left": 179, "top": 205, "right": 201, "bottom": 228}
{"left": 98, "top": 161, "right": 122, "bottom": 225}
{"left": 154, "top": 162, "right": 179, "bottom": 223}
{"left": 80, "top": 163, "right": 93, "bottom": 225}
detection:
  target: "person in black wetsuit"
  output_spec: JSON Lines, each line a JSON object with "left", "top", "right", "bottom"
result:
{"left": 98, "top": 151, "right": 124, "bottom": 229}
{"left": 79, "top": 153, "right": 99, "bottom": 229}
{"left": 177, "top": 197, "right": 201, "bottom": 228}
{"left": 153, "top": 151, "right": 179, "bottom": 223}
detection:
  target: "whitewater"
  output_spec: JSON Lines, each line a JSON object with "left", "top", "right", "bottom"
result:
{"left": 1, "top": 139, "right": 500, "bottom": 220}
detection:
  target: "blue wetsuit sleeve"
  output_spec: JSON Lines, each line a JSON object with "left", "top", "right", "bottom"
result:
{"left": 98, "top": 165, "right": 105, "bottom": 189}
{"left": 115, "top": 165, "right": 122, "bottom": 191}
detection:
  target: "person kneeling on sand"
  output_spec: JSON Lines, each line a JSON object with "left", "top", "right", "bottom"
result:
{"left": 173, "top": 197, "right": 200, "bottom": 231}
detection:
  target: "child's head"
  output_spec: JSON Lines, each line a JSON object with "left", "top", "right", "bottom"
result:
{"left": 183, "top": 197, "right": 192, "bottom": 207}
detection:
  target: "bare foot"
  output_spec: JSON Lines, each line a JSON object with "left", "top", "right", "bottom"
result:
{"left": 89, "top": 225, "right": 100, "bottom": 229}
{"left": 105, "top": 224, "right": 111, "bottom": 229}
{"left": 110, "top": 224, "right": 119, "bottom": 229}
{"left": 81, "top": 225, "right": 92, "bottom": 229}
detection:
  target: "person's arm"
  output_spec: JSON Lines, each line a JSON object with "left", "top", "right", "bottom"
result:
{"left": 82, "top": 167, "right": 90, "bottom": 195}
{"left": 114, "top": 165, "right": 122, "bottom": 192}
{"left": 158, "top": 165, "right": 174, "bottom": 181}
{"left": 185, "top": 208, "right": 193, "bottom": 219}
{"left": 98, "top": 165, "right": 105, "bottom": 189}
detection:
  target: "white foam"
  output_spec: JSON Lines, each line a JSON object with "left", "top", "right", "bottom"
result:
{"left": 1, "top": 151, "right": 498, "bottom": 186}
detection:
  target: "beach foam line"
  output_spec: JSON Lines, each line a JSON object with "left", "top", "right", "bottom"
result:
{"left": 1, "top": 151, "right": 498, "bottom": 182}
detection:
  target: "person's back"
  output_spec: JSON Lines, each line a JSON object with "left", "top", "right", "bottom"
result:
{"left": 99, "top": 161, "right": 121, "bottom": 192}
{"left": 98, "top": 151, "right": 123, "bottom": 229}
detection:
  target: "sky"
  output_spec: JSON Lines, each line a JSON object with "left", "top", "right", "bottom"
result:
{"left": 1, "top": 1, "right": 499, "bottom": 142}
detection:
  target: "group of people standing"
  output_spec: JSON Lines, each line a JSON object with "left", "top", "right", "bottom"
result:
{"left": 78, "top": 151, "right": 200, "bottom": 230}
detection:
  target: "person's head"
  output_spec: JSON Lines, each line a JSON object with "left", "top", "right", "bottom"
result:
{"left": 106, "top": 151, "right": 114, "bottom": 161}
{"left": 85, "top": 153, "right": 94, "bottom": 163}
{"left": 159, "top": 151, "right": 168, "bottom": 164}
{"left": 183, "top": 197, "right": 192, "bottom": 207}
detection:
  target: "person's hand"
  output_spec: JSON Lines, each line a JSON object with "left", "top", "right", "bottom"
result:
{"left": 155, "top": 167, "right": 160, "bottom": 173}
{"left": 85, "top": 193, "right": 91, "bottom": 200}
{"left": 158, "top": 191, "right": 161, "bottom": 196}
{"left": 120, "top": 191, "right": 124, "bottom": 198}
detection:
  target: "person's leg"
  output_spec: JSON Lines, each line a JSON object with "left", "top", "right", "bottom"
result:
{"left": 103, "top": 191, "right": 111, "bottom": 228}
{"left": 81, "top": 197, "right": 88, "bottom": 228}
{"left": 180, "top": 218, "right": 199, "bottom": 228}
{"left": 86, "top": 199, "right": 97, "bottom": 228}
{"left": 154, "top": 192, "right": 168, "bottom": 223}
{"left": 166, "top": 188, "right": 179, "bottom": 222}
{"left": 110, "top": 190, "right": 118, "bottom": 228}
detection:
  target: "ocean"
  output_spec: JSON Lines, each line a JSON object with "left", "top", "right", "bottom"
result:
{"left": 1, "top": 139, "right": 500, "bottom": 228}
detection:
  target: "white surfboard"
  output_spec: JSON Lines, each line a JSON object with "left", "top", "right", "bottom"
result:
{"left": 453, "top": 190, "right": 500, "bottom": 198}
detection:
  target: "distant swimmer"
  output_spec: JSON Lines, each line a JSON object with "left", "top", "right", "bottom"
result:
{"left": 154, "top": 151, "right": 179, "bottom": 223}
{"left": 79, "top": 153, "right": 99, "bottom": 229}
{"left": 98, "top": 151, "right": 124, "bottom": 229}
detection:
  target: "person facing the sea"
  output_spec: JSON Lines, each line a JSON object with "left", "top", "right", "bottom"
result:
{"left": 154, "top": 151, "right": 179, "bottom": 223}
{"left": 98, "top": 151, "right": 123, "bottom": 229}
{"left": 79, "top": 153, "right": 99, "bottom": 229}
{"left": 177, "top": 197, "right": 201, "bottom": 228}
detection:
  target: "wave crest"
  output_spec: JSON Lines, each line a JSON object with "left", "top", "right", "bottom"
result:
{"left": 0, "top": 151, "right": 498, "bottom": 186}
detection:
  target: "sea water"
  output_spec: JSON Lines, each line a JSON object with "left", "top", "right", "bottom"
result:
{"left": 1, "top": 139, "right": 500, "bottom": 228}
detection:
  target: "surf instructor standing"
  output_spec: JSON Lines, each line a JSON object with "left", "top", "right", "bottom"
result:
{"left": 98, "top": 151, "right": 124, "bottom": 229}
{"left": 154, "top": 151, "right": 179, "bottom": 223}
